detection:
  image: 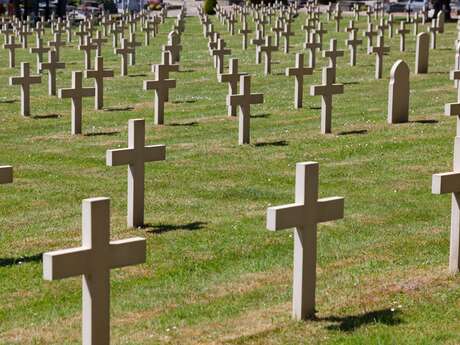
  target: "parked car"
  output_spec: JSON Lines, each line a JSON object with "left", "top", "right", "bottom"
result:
{"left": 384, "top": 0, "right": 408, "bottom": 12}
{"left": 406, "top": 0, "right": 430, "bottom": 12}
{"left": 80, "top": 1, "right": 103, "bottom": 15}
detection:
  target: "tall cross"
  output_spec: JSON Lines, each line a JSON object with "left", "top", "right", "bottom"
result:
{"left": 106, "top": 119, "right": 166, "bottom": 228}
{"left": 30, "top": 37, "right": 50, "bottom": 73}
{"left": 363, "top": 22, "right": 377, "bottom": 54}
{"left": 79, "top": 35, "right": 97, "bottom": 70}
{"left": 114, "top": 38, "right": 134, "bottom": 77}
{"left": 429, "top": 19, "right": 439, "bottom": 49}
{"left": 314, "top": 22, "right": 327, "bottom": 46}
{"left": 286, "top": 53, "right": 313, "bottom": 109}
{"left": 91, "top": 31, "right": 107, "bottom": 57}
{"left": 251, "top": 29, "right": 265, "bottom": 64}
{"left": 163, "top": 31, "right": 182, "bottom": 64}
{"left": 212, "top": 38, "right": 231, "bottom": 74}
{"left": 239, "top": 20, "right": 252, "bottom": 50}
{"left": 260, "top": 35, "right": 278, "bottom": 75}
{"left": 43, "top": 197, "right": 146, "bottom": 345}
{"left": 323, "top": 39, "right": 344, "bottom": 83}
{"left": 9, "top": 62, "right": 41, "bottom": 117}
{"left": 49, "top": 32, "right": 66, "bottom": 61}
{"left": 40, "top": 50, "right": 65, "bottom": 96}
{"left": 84, "top": 56, "right": 114, "bottom": 110}
{"left": 3, "top": 35, "right": 21, "bottom": 68}
{"left": 272, "top": 18, "right": 283, "bottom": 48}
{"left": 387, "top": 14, "right": 395, "bottom": 38}
{"left": 266, "top": 161, "right": 344, "bottom": 320}
{"left": 218, "top": 58, "right": 247, "bottom": 116}
{"left": 304, "top": 32, "right": 321, "bottom": 68}
{"left": 227, "top": 75, "right": 264, "bottom": 145}
{"left": 310, "top": 67, "right": 344, "bottom": 134}
{"left": 371, "top": 34, "right": 390, "bottom": 79}
{"left": 397, "top": 21, "right": 409, "bottom": 52}
{"left": 143, "top": 66, "right": 176, "bottom": 125}
{"left": 346, "top": 30, "right": 362, "bottom": 66}
{"left": 58, "top": 71, "right": 95, "bottom": 135}
{"left": 128, "top": 33, "right": 141, "bottom": 66}
{"left": 0, "top": 165, "right": 12, "bottom": 184}
{"left": 281, "top": 22, "right": 294, "bottom": 53}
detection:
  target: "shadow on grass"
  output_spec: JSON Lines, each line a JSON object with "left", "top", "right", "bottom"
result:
{"left": 254, "top": 140, "right": 288, "bottom": 147}
{"left": 33, "top": 114, "right": 61, "bottom": 119}
{"left": 410, "top": 119, "right": 438, "bottom": 124}
{"left": 0, "top": 99, "right": 18, "bottom": 104}
{"left": 168, "top": 121, "right": 198, "bottom": 127}
{"left": 179, "top": 69, "right": 194, "bottom": 73}
{"left": 84, "top": 131, "right": 119, "bottom": 137}
{"left": 172, "top": 99, "right": 197, "bottom": 104}
{"left": 251, "top": 113, "right": 270, "bottom": 119}
{"left": 310, "top": 106, "right": 321, "bottom": 110}
{"left": 343, "top": 81, "right": 359, "bottom": 85}
{"left": 0, "top": 253, "right": 43, "bottom": 267}
{"left": 337, "top": 129, "right": 368, "bottom": 136}
{"left": 103, "top": 106, "right": 134, "bottom": 112}
{"left": 129, "top": 73, "right": 148, "bottom": 77}
{"left": 143, "top": 221, "right": 207, "bottom": 235}
{"left": 317, "top": 308, "right": 403, "bottom": 332}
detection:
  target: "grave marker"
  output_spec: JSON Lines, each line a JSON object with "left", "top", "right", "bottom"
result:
{"left": 415, "top": 32, "right": 429, "bottom": 74}
{"left": 286, "top": 53, "right": 313, "bottom": 108}
{"left": 85, "top": 56, "right": 114, "bottom": 110}
{"left": 388, "top": 60, "right": 410, "bottom": 124}
{"left": 9, "top": 62, "right": 41, "bottom": 117}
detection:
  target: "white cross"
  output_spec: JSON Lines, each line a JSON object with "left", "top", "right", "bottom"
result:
{"left": 260, "top": 35, "right": 278, "bottom": 75}
{"left": 58, "top": 71, "right": 95, "bottom": 135}
{"left": 9, "top": 62, "right": 42, "bottom": 117}
{"left": 227, "top": 75, "right": 264, "bottom": 145}
{"left": 43, "top": 197, "right": 146, "bottom": 345}
{"left": 346, "top": 30, "right": 362, "bottom": 66}
{"left": 3, "top": 35, "right": 21, "bottom": 68}
{"left": 40, "top": 50, "right": 65, "bottom": 96}
{"left": 218, "top": 57, "right": 247, "bottom": 116}
{"left": 310, "top": 67, "right": 344, "bottom": 134}
{"left": 371, "top": 34, "right": 390, "bottom": 79}
{"left": 114, "top": 38, "right": 134, "bottom": 77}
{"left": 286, "top": 53, "right": 313, "bottom": 109}
{"left": 85, "top": 56, "right": 114, "bottom": 110}
{"left": 106, "top": 119, "right": 165, "bottom": 228}
{"left": 266, "top": 162, "right": 344, "bottom": 320}
{"left": 30, "top": 37, "right": 50, "bottom": 73}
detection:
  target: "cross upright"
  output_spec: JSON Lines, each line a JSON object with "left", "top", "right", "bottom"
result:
{"left": 227, "top": 75, "right": 264, "bottom": 145}
{"left": 128, "top": 33, "right": 141, "bottom": 66}
{"left": 314, "top": 21, "right": 327, "bottom": 46}
{"left": 432, "top": 69, "right": 460, "bottom": 273}
{"left": 84, "top": 56, "right": 114, "bottom": 110}
{"left": 387, "top": 14, "right": 395, "bottom": 38}
{"left": 413, "top": 12, "right": 422, "bottom": 36}
{"left": 0, "top": 165, "right": 12, "bottom": 184}
{"left": 218, "top": 58, "right": 247, "bottom": 116}
{"left": 75, "top": 24, "right": 89, "bottom": 46}
{"left": 79, "top": 35, "right": 97, "bottom": 70}
{"left": 43, "top": 197, "right": 146, "bottom": 345}
{"left": 212, "top": 38, "right": 231, "bottom": 74}
{"left": 286, "top": 53, "right": 313, "bottom": 108}
{"left": 17, "top": 24, "right": 32, "bottom": 48}
{"left": 114, "top": 38, "right": 134, "bottom": 76}
{"left": 397, "top": 21, "right": 410, "bottom": 52}
{"left": 240, "top": 20, "right": 252, "bottom": 50}
{"left": 9, "top": 62, "right": 41, "bottom": 117}
{"left": 91, "top": 31, "right": 107, "bottom": 57}
{"left": 30, "top": 37, "right": 50, "bottom": 73}
{"left": 58, "top": 71, "right": 95, "bottom": 135}
{"left": 4, "top": 35, "right": 21, "bottom": 68}
{"left": 429, "top": 19, "right": 439, "bottom": 49}
{"left": 260, "top": 35, "right": 278, "bottom": 75}
{"left": 371, "top": 34, "right": 390, "bottom": 79}
{"left": 310, "top": 67, "right": 344, "bottom": 134}
{"left": 266, "top": 161, "right": 344, "bottom": 320}
{"left": 304, "top": 31, "right": 321, "bottom": 68}
{"left": 251, "top": 29, "right": 265, "bottom": 64}
{"left": 272, "top": 18, "right": 283, "bottom": 48}
{"left": 40, "top": 50, "right": 65, "bottom": 96}
{"left": 323, "top": 38, "right": 344, "bottom": 83}
{"left": 334, "top": 8, "right": 342, "bottom": 32}
{"left": 281, "top": 22, "right": 294, "bottom": 53}
{"left": 302, "top": 18, "right": 315, "bottom": 43}
{"left": 346, "top": 29, "right": 362, "bottom": 66}
{"left": 345, "top": 20, "right": 358, "bottom": 35}
{"left": 111, "top": 23, "right": 124, "bottom": 48}
{"left": 363, "top": 22, "right": 377, "bottom": 54}
{"left": 143, "top": 65, "right": 176, "bottom": 125}
{"left": 49, "top": 32, "right": 66, "bottom": 61}
{"left": 163, "top": 31, "right": 182, "bottom": 64}
{"left": 106, "top": 119, "right": 166, "bottom": 228}
{"left": 142, "top": 21, "right": 154, "bottom": 45}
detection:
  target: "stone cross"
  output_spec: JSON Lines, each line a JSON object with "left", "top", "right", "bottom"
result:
{"left": 413, "top": 12, "right": 422, "bottom": 36}
{"left": 212, "top": 38, "right": 231, "bottom": 74}
{"left": 91, "top": 31, "right": 107, "bottom": 57}
{"left": 106, "top": 119, "right": 166, "bottom": 228}
{"left": 4, "top": 35, "right": 21, "bottom": 68}
{"left": 429, "top": 19, "right": 439, "bottom": 49}
{"left": 334, "top": 9, "right": 342, "bottom": 32}
{"left": 128, "top": 33, "right": 141, "bottom": 66}
{"left": 315, "top": 22, "right": 327, "bottom": 46}
{"left": 260, "top": 35, "right": 277, "bottom": 75}
{"left": 58, "top": 71, "right": 95, "bottom": 135}
{"left": 281, "top": 23, "right": 294, "bottom": 53}
{"left": 251, "top": 29, "right": 265, "bottom": 64}
{"left": 43, "top": 197, "right": 146, "bottom": 345}
{"left": 30, "top": 38, "right": 50, "bottom": 73}
{"left": 163, "top": 31, "right": 182, "bottom": 64}
{"left": 115, "top": 38, "right": 134, "bottom": 77}
{"left": 388, "top": 60, "right": 410, "bottom": 124}
{"left": 266, "top": 161, "right": 344, "bottom": 320}
{"left": 371, "top": 35, "right": 389, "bottom": 79}
{"left": 323, "top": 39, "right": 344, "bottom": 83}
{"left": 79, "top": 36, "right": 97, "bottom": 70}
{"left": 239, "top": 20, "right": 252, "bottom": 50}
{"left": 310, "top": 67, "right": 344, "bottom": 134}
{"left": 286, "top": 53, "right": 313, "bottom": 109}
{"left": 143, "top": 66, "right": 176, "bottom": 125}
{"left": 415, "top": 32, "right": 429, "bottom": 74}
{"left": 304, "top": 32, "right": 321, "bottom": 68}
{"left": 0, "top": 165, "right": 13, "bottom": 184}
{"left": 9, "top": 62, "right": 41, "bottom": 117}
{"left": 49, "top": 32, "right": 65, "bottom": 61}
{"left": 151, "top": 51, "right": 179, "bottom": 102}
{"left": 387, "top": 14, "right": 395, "bottom": 38}
{"left": 345, "top": 20, "right": 358, "bottom": 35}
{"left": 218, "top": 58, "right": 246, "bottom": 116}
{"left": 85, "top": 56, "right": 114, "bottom": 110}
{"left": 346, "top": 30, "right": 362, "bottom": 66}
{"left": 40, "top": 50, "right": 65, "bottom": 96}
{"left": 364, "top": 22, "right": 377, "bottom": 54}
{"left": 142, "top": 21, "right": 154, "bottom": 45}
{"left": 397, "top": 21, "right": 409, "bottom": 52}
{"left": 432, "top": 69, "right": 460, "bottom": 274}
{"left": 272, "top": 18, "right": 283, "bottom": 48}
{"left": 227, "top": 75, "right": 264, "bottom": 145}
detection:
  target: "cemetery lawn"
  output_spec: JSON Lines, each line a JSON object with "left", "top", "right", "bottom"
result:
{"left": 1, "top": 13, "right": 460, "bottom": 345}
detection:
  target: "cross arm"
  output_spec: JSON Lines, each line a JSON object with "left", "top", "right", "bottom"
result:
{"left": 58, "top": 88, "right": 75, "bottom": 99}
{"left": 267, "top": 203, "right": 305, "bottom": 231}
{"left": 317, "top": 196, "right": 344, "bottom": 223}
{"left": 43, "top": 247, "right": 91, "bottom": 280}
{"left": 445, "top": 103, "right": 460, "bottom": 117}
{"left": 227, "top": 94, "right": 244, "bottom": 107}
{"left": 109, "top": 237, "right": 146, "bottom": 269}
{"left": 432, "top": 172, "right": 460, "bottom": 194}
{"left": 250, "top": 94, "right": 264, "bottom": 105}
{"left": 310, "top": 85, "right": 326, "bottom": 96}
{"left": 144, "top": 144, "right": 166, "bottom": 163}
{"left": 106, "top": 147, "right": 134, "bottom": 166}
{"left": 9, "top": 77, "right": 23, "bottom": 86}
{"left": 0, "top": 165, "right": 13, "bottom": 184}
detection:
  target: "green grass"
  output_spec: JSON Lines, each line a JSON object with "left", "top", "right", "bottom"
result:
{"left": 1, "top": 12, "right": 460, "bottom": 344}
